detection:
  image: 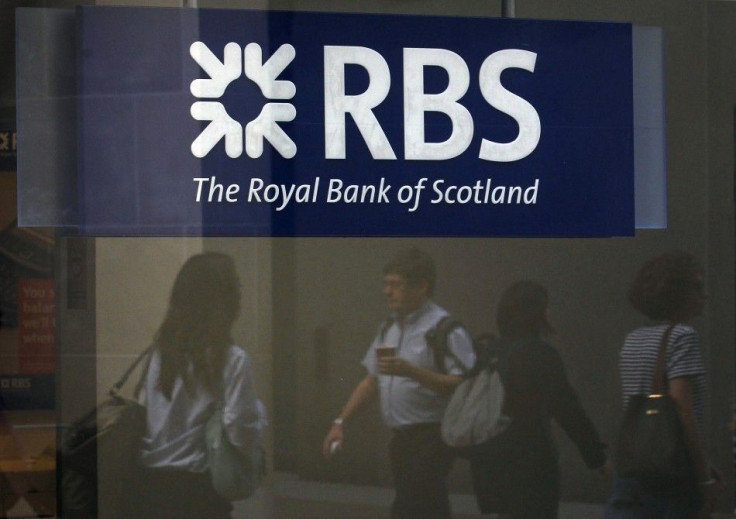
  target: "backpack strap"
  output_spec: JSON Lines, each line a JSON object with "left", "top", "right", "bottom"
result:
{"left": 425, "top": 315, "right": 466, "bottom": 375}
{"left": 470, "top": 333, "right": 497, "bottom": 375}
{"left": 378, "top": 316, "right": 394, "bottom": 342}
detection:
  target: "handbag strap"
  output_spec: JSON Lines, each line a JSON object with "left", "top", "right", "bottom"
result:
{"left": 109, "top": 344, "right": 155, "bottom": 397}
{"left": 651, "top": 323, "right": 676, "bottom": 395}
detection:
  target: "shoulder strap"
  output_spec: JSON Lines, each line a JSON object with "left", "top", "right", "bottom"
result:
{"left": 651, "top": 324, "right": 676, "bottom": 395}
{"left": 379, "top": 316, "right": 394, "bottom": 342}
{"left": 109, "top": 344, "right": 155, "bottom": 397}
{"left": 425, "top": 315, "right": 465, "bottom": 374}
{"left": 470, "top": 333, "right": 505, "bottom": 376}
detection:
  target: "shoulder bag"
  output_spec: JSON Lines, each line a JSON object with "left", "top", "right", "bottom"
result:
{"left": 615, "top": 324, "right": 694, "bottom": 487}
{"left": 205, "top": 402, "right": 266, "bottom": 501}
{"left": 61, "top": 345, "right": 153, "bottom": 519}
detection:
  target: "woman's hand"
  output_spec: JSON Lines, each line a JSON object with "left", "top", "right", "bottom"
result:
{"left": 697, "top": 482, "right": 718, "bottom": 519}
{"left": 598, "top": 458, "right": 614, "bottom": 479}
{"left": 708, "top": 465, "right": 725, "bottom": 489}
{"left": 695, "top": 465, "right": 725, "bottom": 518}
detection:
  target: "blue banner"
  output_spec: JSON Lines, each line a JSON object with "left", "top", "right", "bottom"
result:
{"left": 76, "top": 7, "right": 634, "bottom": 236}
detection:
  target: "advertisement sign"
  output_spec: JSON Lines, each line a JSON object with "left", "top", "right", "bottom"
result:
{"left": 0, "top": 277, "right": 57, "bottom": 410}
{"left": 17, "top": 278, "right": 55, "bottom": 375}
{"left": 76, "top": 7, "right": 634, "bottom": 236}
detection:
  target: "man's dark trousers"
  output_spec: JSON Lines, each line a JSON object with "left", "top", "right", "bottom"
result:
{"left": 389, "top": 423, "right": 453, "bottom": 519}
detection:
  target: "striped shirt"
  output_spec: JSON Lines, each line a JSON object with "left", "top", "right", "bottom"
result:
{"left": 619, "top": 324, "right": 706, "bottom": 434}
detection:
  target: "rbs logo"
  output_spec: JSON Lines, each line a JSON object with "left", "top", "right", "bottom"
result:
{"left": 190, "top": 43, "right": 541, "bottom": 162}
{"left": 190, "top": 42, "right": 297, "bottom": 159}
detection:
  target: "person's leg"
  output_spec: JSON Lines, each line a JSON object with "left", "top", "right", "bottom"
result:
{"left": 507, "top": 499, "right": 558, "bottom": 519}
{"left": 389, "top": 428, "right": 413, "bottom": 519}
{"left": 505, "top": 468, "right": 559, "bottom": 519}
{"left": 389, "top": 424, "right": 453, "bottom": 519}
{"left": 134, "top": 469, "right": 232, "bottom": 519}
{"left": 604, "top": 476, "right": 659, "bottom": 519}
{"left": 654, "top": 483, "right": 701, "bottom": 519}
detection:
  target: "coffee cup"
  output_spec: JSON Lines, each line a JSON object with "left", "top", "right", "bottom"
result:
{"left": 376, "top": 344, "right": 397, "bottom": 359}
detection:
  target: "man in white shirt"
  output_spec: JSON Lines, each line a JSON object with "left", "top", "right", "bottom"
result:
{"left": 323, "top": 248, "right": 475, "bottom": 519}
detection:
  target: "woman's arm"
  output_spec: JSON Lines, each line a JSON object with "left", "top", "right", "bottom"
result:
{"left": 669, "top": 377, "right": 708, "bottom": 481}
{"left": 543, "top": 346, "right": 607, "bottom": 469}
{"left": 223, "top": 352, "right": 267, "bottom": 454}
{"left": 669, "top": 376, "right": 717, "bottom": 517}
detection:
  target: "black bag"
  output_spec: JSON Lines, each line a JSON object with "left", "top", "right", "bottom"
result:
{"left": 615, "top": 325, "right": 694, "bottom": 488}
{"left": 60, "top": 346, "right": 153, "bottom": 519}
{"left": 425, "top": 316, "right": 465, "bottom": 373}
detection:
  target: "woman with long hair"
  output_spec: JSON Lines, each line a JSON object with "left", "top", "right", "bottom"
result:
{"left": 472, "top": 280, "right": 607, "bottom": 519}
{"left": 137, "top": 252, "right": 266, "bottom": 518}
{"left": 605, "top": 252, "right": 719, "bottom": 518}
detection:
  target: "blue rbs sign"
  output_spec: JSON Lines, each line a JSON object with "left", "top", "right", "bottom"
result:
{"left": 77, "top": 7, "right": 634, "bottom": 236}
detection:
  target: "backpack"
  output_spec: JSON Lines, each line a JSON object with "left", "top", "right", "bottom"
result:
{"left": 425, "top": 320, "right": 513, "bottom": 457}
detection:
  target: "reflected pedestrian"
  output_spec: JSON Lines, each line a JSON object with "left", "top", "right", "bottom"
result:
{"left": 322, "top": 248, "right": 475, "bottom": 519}
{"left": 605, "top": 252, "right": 720, "bottom": 519}
{"left": 471, "top": 280, "right": 607, "bottom": 519}
{"left": 137, "top": 253, "right": 267, "bottom": 519}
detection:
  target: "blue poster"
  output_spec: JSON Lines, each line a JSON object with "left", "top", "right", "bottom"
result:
{"left": 76, "top": 7, "right": 634, "bottom": 236}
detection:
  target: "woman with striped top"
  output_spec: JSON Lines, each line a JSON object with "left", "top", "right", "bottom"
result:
{"left": 605, "top": 252, "right": 720, "bottom": 519}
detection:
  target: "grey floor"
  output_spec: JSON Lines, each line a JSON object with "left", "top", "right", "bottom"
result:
{"left": 232, "top": 472, "right": 733, "bottom": 519}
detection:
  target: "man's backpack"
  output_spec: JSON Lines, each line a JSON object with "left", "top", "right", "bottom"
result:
{"left": 424, "top": 316, "right": 465, "bottom": 373}
{"left": 425, "top": 319, "right": 513, "bottom": 457}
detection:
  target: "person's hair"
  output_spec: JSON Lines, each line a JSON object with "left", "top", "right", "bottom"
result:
{"left": 155, "top": 253, "right": 241, "bottom": 399}
{"left": 383, "top": 248, "right": 436, "bottom": 295}
{"left": 628, "top": 251, "right": 703, "bottom": 321}
{"left": 497, "top": 280, "right": 553, "bottom": 340}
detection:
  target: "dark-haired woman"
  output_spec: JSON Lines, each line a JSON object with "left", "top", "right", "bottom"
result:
{"left": 471, "top": 280, "right": 607, "bottom": 519}
{"left": 137, "top": 253, "right": 266, "bottom": 518}
{"left": 605, "top": 252, "right": 719, "bottom": 519}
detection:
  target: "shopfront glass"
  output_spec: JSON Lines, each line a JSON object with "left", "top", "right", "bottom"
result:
{"left": 2, "top": 1, "right": 735, "bottom": 518}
